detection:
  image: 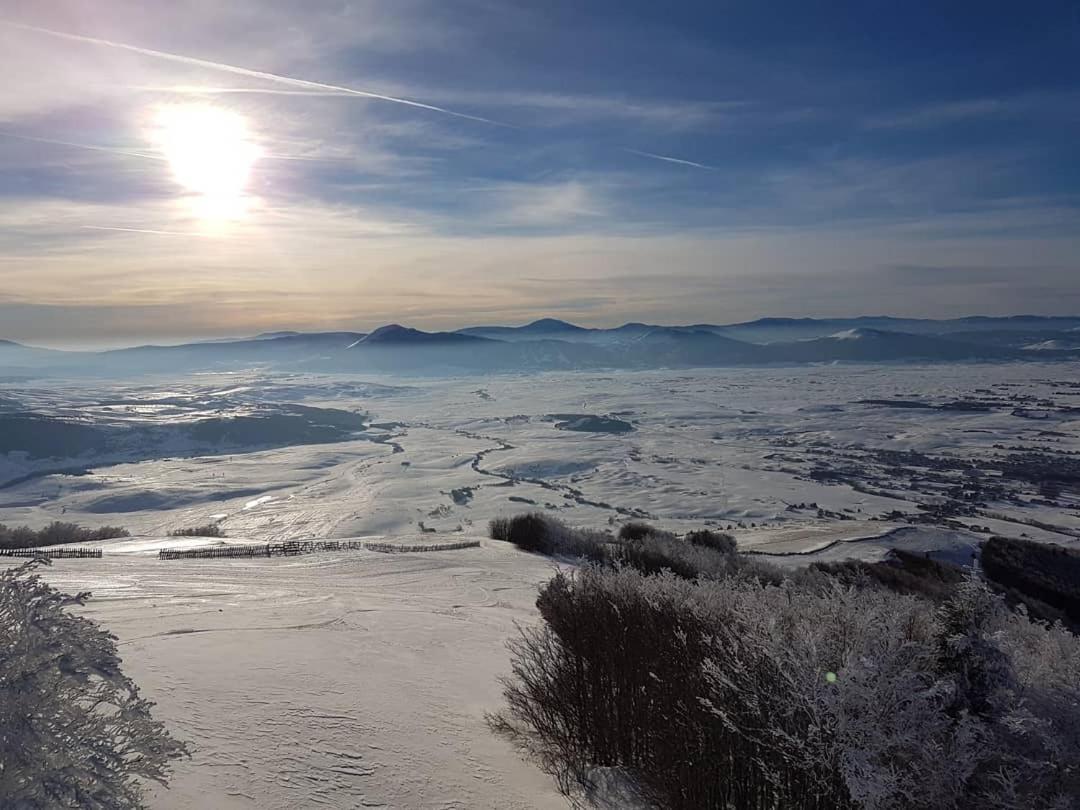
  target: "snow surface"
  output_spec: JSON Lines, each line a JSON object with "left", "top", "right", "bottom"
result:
{"left": 5, "top": 362, "right": 1078, "bottom": 547}
{"left": 35, "top": 540, "right": 567, "bottom": 810}
{"left": 5, "top": 361, "right": 1080, "bottom": 806}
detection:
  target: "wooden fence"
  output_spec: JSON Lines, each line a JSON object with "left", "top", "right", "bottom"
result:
{"left": 159, "top": 539, "right": 366, "bottom": 560}
{"left": 365, "top": 540, "right": 481, "bottom": 553}
{"left": 159, "top": 543, "right": 272, "bottom": 560}
{"left": 158, "top": 538, "right": 479, "bottom": 560}
{"left": 0, "top": 547, "right": 103, "bottom": 559}
{"left": 3, "top": 540, "right": 482, "bottom": 562}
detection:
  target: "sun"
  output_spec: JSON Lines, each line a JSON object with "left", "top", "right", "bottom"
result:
{"left": 151, "top": 103, "right": 262, "bottom": 218}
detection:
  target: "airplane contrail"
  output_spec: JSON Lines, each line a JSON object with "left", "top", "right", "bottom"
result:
{"left": 624, "top": 149, "right": 717, "bottom": 171}
{"left": 1, "top": 20, "right": 514, "bottom": 128}
{"left": 81, "top": 225, "right": 212, "bottom": 237}
{"left": 2, "top": 21, "right": 716, "bottom": 172}
{"left": 1, "top": 128, "right": 333, "bottom": 164}
{"left": 129, "top": 85, "right": 353, "bottom": 97}
{"left": 0, "top": 130, "right": 163, "bottom": 162}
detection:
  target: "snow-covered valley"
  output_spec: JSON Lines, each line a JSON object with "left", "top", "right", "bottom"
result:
{"left": 5, "top": 362, "right": 1080, "bottom": 808}
{"left": 4, "top": 363, "right": 1079, "bottom": 553}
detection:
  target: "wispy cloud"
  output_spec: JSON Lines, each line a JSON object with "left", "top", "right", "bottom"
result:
{"left": 4, "top": 189, "right": 1075, "bottom": 344}
{"left": 864, "top": 92, "right": 1080, "bottom": 131}
{"left": 0, "top": 2, "right": 1077, "bottom": 345}
{"left": 865, "top": 99, "right": 1011, "bottom": 130}
{"left": 408, "top": 88, "right": 743, "bottom": 130}
{"left": 487, "top": 180, "right": 607, "bottom": 227}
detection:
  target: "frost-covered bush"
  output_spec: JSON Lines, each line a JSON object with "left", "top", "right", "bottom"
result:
{"left": 492, "top": 565, "right": 1080, "bottom": 810}
{"left": 492, "top": 513, "right": 554, "bottom": 553}
{"left": 810, "top": 549, "right": 965, "bottom": 602}
{"left": 0, "top": 522, "right": 129, "bottom": 551}
{"left": 489, "top": 513, "right": 612, "bottom": 562}
{"left": 490, "top": 513, "right": 777, "bottom": 581}
{"left": 617, "top": 531, "right": 784, "bottom": 583}
{"left": 488, "top": 517, "right": 512, "bottom": 542}
{"left": 1, "top": 560, "right": 189, "bottom": 808}
{"left": 491, "top": 567, "right": 747, "bottom": 807}
{"left": 617, "top": 522, "right": 673, "bottom": 543}
{"left": 685, "top": 529, "right": 737, "bottom": 555}
{"left": 617, "top": 532, "right": 729, "bottom": 579}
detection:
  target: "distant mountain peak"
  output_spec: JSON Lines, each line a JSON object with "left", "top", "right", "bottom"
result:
{"left": 358, "top": 324, "right": 488, "bottom": 345}
{"left": 360, "top": 324, "right": 426, "bottom": 344}
{"left": 521, "top": 318, "right": 587, "bottom": 332}
{"left": 367, "top": 323, "right": 412, "bottom": 337}
{"left": 252, "top": 330, "right": 302, "bottom": 340}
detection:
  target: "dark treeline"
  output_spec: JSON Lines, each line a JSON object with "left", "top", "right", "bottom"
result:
{"left": 0, "top": 521, "right": 129, "bottom": 551}
{"left": 811, "top": 548, "right": 966, "bottom": 602}
{"left": 981, "top": 535, "right": 1080, "bottom": 630}
{"left": 489, "top": 514, "right": 1080, "bottom": 809}
{"left": 815, "top": 537, "right": 1080, "bottom": 631}
{"left": 490, "top": 513, "right": 780, "bottom": 583}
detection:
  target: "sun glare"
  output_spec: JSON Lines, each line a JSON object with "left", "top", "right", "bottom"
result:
{"left": 151, "top": 104, "right": 262, "bottom": 220}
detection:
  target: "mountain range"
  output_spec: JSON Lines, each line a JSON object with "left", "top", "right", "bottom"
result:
{"left": 3, "top": 316, "right": 1080, "bottom": 377}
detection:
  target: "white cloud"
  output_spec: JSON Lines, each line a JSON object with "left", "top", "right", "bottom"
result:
{"left": 486, "top": 180, "right": 607, "bottom": 227}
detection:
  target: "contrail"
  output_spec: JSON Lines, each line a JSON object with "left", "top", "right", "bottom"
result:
{"left": 81, "top": 225, "right": 212, "bottom": 237}
{"left": 2, "top": 20, "right": 513, "bottom": 128}
{"left": 2, "top": 22, "right": 716, "bottom": 172}
{"left": 624, "top": 149, "right": 716, "bottom": 171}
{"left": 0, "top": 130, "right": 163, "bottom": 161}
{"left": 2, "top": 128, "right": 331, "bottom": 164}
{"left": 129, "top": 85, "right": 352, "bottom": 97}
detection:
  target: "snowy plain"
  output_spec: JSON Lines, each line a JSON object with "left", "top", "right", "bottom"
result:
{"left": 4, "top": 361, "right": 1080, "bottom": 807}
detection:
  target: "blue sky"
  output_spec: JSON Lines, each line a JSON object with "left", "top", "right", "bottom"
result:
{"left": 0, "top": 1, "right": 1078, "bottom": 346}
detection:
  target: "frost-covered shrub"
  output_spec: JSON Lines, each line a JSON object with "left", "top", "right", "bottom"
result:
{"left": 617, "top": 522, "right": 673, "bottom": 543}
{"left": 493, "top": 565, "right": 1080, "bottom": 810}
{"left": 810, "top": 549, "right": 965, "bottom": 602}
{"left": 490, "top": 513, "right": 780, "bottom": 582}
{"left": 491, "top": 567, "right": 749, "bottom": 808}
{"left": 0, "top": 522, "right": 129, "bottom": 551}
{"left": 0, "top": 560, "right": 189, "bottom": 808}
{"left": 618, "top": 532, "right": 730, "bottom": 579}
{"left": 685, "top": 529, "right": 737, "bottom": 555}
{"left": 495, "top": 513, "right": 555, "bottom": 553}
{"left": 488, "top": 517, "right": 512, "bottom": 541}
{"left": 488, "top": 513, "right": 611, "bottom": 562}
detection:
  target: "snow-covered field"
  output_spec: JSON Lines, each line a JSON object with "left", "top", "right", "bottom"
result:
{"left": 36, "top": 539, "right": 567, "bottom": 810}
{"left": 4, "top": 362, "right": 1080, "bottom": 807}
{"left": 4, "top": 363, "right": 1079, "bottom": 550}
